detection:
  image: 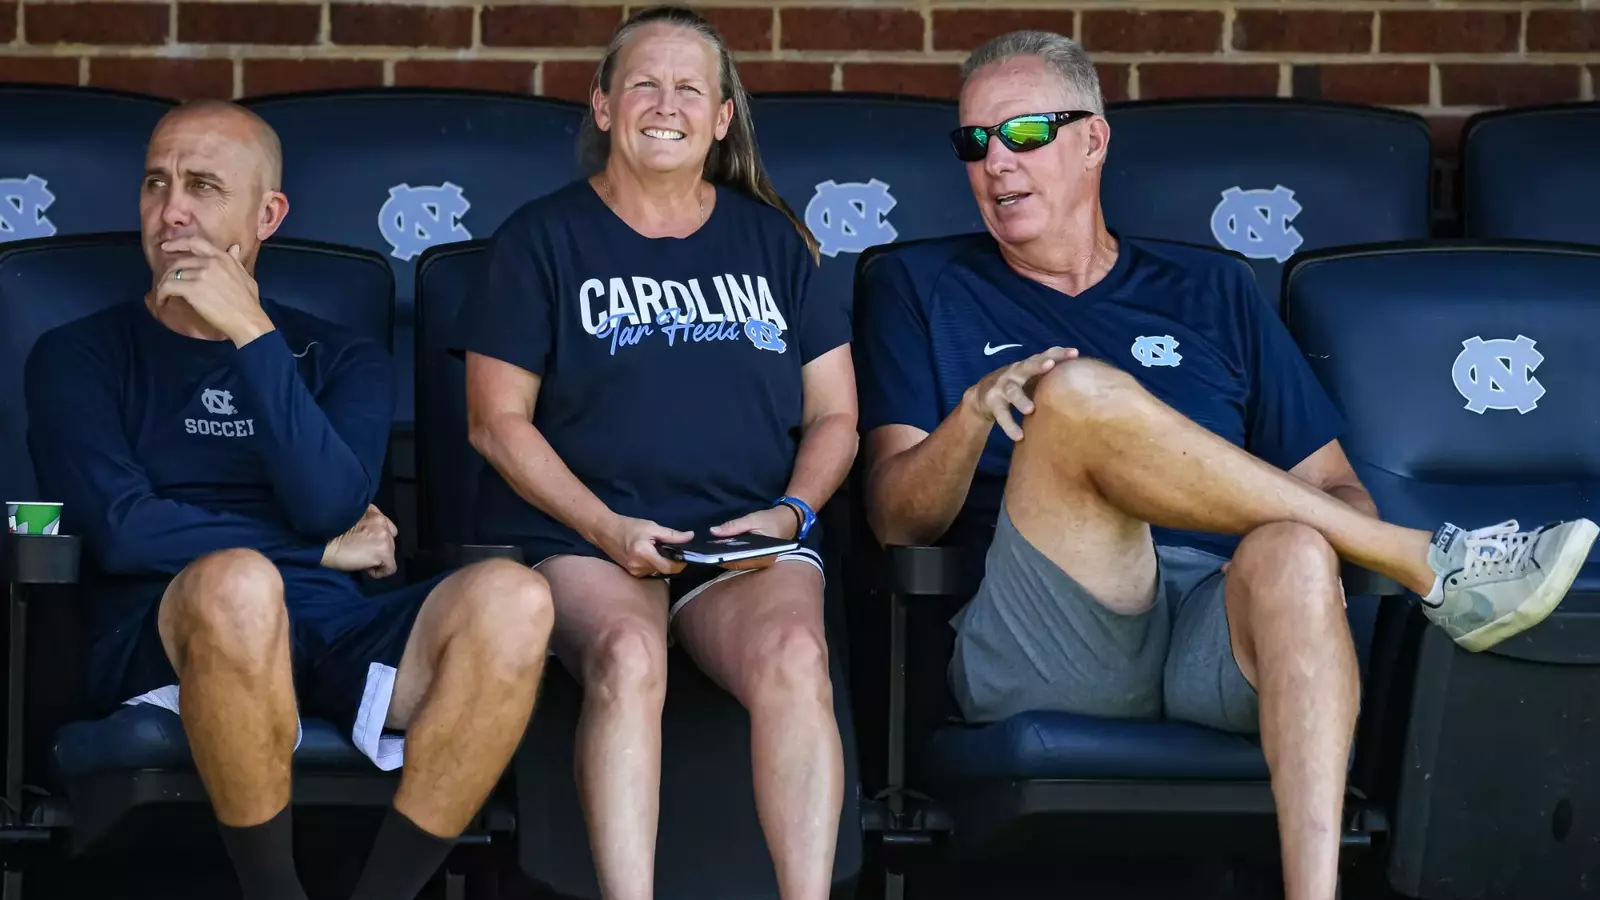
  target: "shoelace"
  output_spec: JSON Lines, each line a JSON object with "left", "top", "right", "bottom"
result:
{"left": 1459, "top": 520, "right": 1537, "bottom": 581}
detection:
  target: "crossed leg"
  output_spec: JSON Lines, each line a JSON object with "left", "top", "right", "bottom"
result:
{"left": 674, "top": 560, "right": 844, "bottom": 900}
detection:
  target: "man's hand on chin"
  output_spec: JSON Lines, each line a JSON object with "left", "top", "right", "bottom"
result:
{"left": 155, "top": 237, "right": 276, "bottom": 347}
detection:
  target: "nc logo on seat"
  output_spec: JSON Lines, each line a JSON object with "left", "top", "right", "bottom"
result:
{"left": 1131, "top": 334, "right": 1181, "bottom": 368}
{"left": 0, "top": 175, "right": 58, "bottom": 243}
{"left": 378, "top": 182, "right": 471, "bottom": 261}
{"left": 1452, "top": 334, "right": 1545, "bottom": 414}
{"left": 1210, "top": 185, "right": 1302, "bottom": 264}
{"left": 805, "top": 179, "right": 897, "bottom": 258}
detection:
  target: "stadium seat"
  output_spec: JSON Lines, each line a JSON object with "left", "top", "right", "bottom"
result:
{"left": 414, "top": 240, "right": 865, "bottom": 900}
{"left": 244, "top": 88, "right": 589, "bottom": 430}
{"left": 849, "top": 235, "right": 1397, "bottom": 883}
{"left": 0, "top": 233, "right": 441, "bottom": 861}
{"left": 1101, "top": 99, "right": 1433, "bottom": 309}
{"left": 748, "top": 93, "right": 983, "bottom": 319}
{"left": 1284, "top": 242, "right": 1600, "bottom": 900}
{"left": 0, "top": 86, "right": 173, "bottom": 244}
{"left": 1460, "top": 102, "right": 1600, "bottom": 244}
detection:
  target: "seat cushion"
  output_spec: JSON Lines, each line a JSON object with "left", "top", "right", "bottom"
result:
{"left": 924, "top": 711, "right": 1269, "bottom": 782}
{"left": 53, "top": 705, "right": 373, "bottom": 779}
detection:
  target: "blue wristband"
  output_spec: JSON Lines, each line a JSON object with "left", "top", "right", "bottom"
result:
{"left": 775, "top": 495, "right": 816, "bottom": 540}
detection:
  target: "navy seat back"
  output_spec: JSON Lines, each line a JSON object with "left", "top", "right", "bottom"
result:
{"left": 1460, "top": 103, "right": 1600, "bottom": 244}
{"left": 748, "top": 93, "right": 983, "bottom": 313}
{"left": 1102, "top": 100, "right": 1433, "bottom": 309}
{"left": 0, "top": 86, "right": 173, "bottom": 244}
{"left": 414, "top": 240, "right": 489, "bottom": 552}
{"left": 0, "top": 233, "right": 394, "bottom": 504}
{"left": 244, "top": 89, "right": 587, "bottom": 424}
{"left": 1285, "top": 244, "right": 1600, "bottom": 538}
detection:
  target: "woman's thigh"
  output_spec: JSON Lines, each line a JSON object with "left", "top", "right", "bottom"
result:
{"left": 539, "top": 554, "right": 670, "bottom": 681}
{"left": 671, "top": 559, "right": 827, "bottom": 701}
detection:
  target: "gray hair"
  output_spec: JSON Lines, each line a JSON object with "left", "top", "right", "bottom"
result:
{"left": 960, "top": 30, "right": 1105, "bottom": 116}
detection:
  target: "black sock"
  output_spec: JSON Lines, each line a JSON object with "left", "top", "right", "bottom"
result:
{"left": 349, "top": 806, "right": 457, "bottom": 900}
{"left": 217, "top": 805, "right": 308, "bottom": 900}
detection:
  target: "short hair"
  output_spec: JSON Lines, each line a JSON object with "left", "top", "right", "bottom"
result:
{"left": 960, "top": 30, "right": 1105, "bottom": 116}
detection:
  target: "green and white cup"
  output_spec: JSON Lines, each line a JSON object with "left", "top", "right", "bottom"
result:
{"left": 7, "top": 502, "right": 62, "bottom": 536}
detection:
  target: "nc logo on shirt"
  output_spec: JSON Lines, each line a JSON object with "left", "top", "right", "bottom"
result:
{"left": 187, "top": 388, "right": 256, "bottom": 437}
{"left": 1452, "top": 334, "right": 1545, "bottom": 414}
{"left": 805, "top": 179, "right": 897, "bottom": 258}
{"left": 0, "top": 175, "right": 57, "bottom": 243}
{"left": 582, "top": 273, "right": 791, "bottom": 357}
{"left": 1210, "top": 185, "right": 1303, "bottom": 264}
{"left": 378, "top": 182, "right": 472, "bottom": 261}
{"left": 1131, "top": 335, "right": 1182, "bottom": 368}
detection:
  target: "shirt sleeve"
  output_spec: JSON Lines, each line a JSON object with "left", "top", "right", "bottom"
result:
{"left": 1234, "top": 266, "right": 1346, "bottom": 471}
{"left": 453, "top": 214, "right": 553, "bottom": 376}
{"left": 24, "top": 327, "right": 327, "bottom": 577}
{"left": 796, "top": 242, "right": 851, "bottom": 365}
{"left": 228, "top": 328, "right": 393, "bottom": 542}
{"left": 854, "top": 252, "right": 942, "bottom": 434}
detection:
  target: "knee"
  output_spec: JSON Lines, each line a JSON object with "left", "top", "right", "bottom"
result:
{"left": 171, "top": 548, "right": 285, "bottom": 658}
{"left": 747, "top": 623, "right": 832, "bottom": 707}
{"left": 456, "top": 559, "right": 554, "bottom": 677}
{"left": 1231, "top": 522, "right": 1343, "bottom": 616}
{"left": 1033, "top": 357, "right": 1138, "bottom": 423}
{"left": 584, "top": 621, "right": 667, "bottom": 704}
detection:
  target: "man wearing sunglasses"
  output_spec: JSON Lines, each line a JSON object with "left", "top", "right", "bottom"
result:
{"left": 855, "top": 30, "right": 1597, "bottom": 900}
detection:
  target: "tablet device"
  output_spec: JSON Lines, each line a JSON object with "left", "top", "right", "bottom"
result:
{"left": 656, "top": 534, "right": 800, "bottom": 565}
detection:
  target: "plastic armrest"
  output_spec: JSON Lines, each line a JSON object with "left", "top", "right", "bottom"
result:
{"left": 1341, "top": 560, "right": 1404, "bottom": 597}
{"left": 5, "top": 533, "right": 82, "bottom": 585}
{"left": 883, "top": 544, "right": 983, "bottom": 598}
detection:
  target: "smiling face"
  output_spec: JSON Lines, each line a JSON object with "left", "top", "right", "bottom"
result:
{"left": 958, "top": 54, "right": 1109, "bottom": 252}
{"left": 592, "top": 21, "right": 733, "bottom": 178}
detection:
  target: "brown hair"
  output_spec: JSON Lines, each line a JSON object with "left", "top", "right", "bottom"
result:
{"left": 577, "top": 5, "right": 821, "bottom": 263}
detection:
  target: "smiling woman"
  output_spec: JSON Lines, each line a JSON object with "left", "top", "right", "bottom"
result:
{"left": 451, "top": 6, "right": 858, "bottom": 900}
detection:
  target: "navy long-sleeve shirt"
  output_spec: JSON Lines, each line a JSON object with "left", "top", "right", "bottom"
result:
{"left": 24, "top": 298, "right": 393, "bottom": 638}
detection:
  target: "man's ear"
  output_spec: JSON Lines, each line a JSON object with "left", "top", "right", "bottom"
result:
{"left": 257, "top": 191, "right": 289, "bottom": 242}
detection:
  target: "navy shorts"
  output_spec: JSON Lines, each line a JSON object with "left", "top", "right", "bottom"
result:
{"left": 87, "top": 571, "right": 448, "bottom": 771}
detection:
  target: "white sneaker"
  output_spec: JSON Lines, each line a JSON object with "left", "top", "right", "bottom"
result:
{"left": 1420, "top": 519, "right": 1598, "bottom": 652}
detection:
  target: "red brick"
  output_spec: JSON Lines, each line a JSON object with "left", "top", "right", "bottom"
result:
{"left": 27, "top": 2, "right": 168, "bottom": 45}
{"left": 482, "top": 5, "right": 622, "bottom": 48}
{"left": 1138, "top": 63, "right": 1279, "bottom": 100}
{"left": 394, "top": 60, "right": 535, "bottom": 93}
{"left": 782, "top": 8, "right": 923, "bottom": 52}
{"left": 1297, "top": 64, "right": 1429, "bottom": 106}
{"left": 736, "top": 61, "right": 831, "bottom": 94}
{"left": 330, "top": 4, "right": 472, "bottom": 49}
{"left": 0, "top": 55, "right": 79, "bottom": 85}
{"left": 1097, "top": 63, "right": 1130, "bottom": 104}
{"left": 1526, "top": 10, "right": 1600, "bottom": 53}
{"left": 700, "top": 7, "right": 772, "bottom": 53}
{"left": 932, "top": 9, "right": 1076, "bottom": 52}
{"left": 90, "top": 58, "right": 232, "bottom": 100}
{"left": 0, "top": 1, "right": 15, "bottom": 43}
{"left": 541, "top": 59, "right": 599, "bottom": 102}
{"left": 1438, "top": 64, "right": 1581, "bottom": 107}
{"left": 179, "top": 3, "right": 321, "bottom": 46}
{"left": 1233, "top": 11, "right": 1372, "bottom": 54}
{"left": 841, "top": 63, "right": 962, "bottom": 100}
{"left": 1380, "top": 11, "right": 1519, "bottom": 54}
{"left": 1429, "top": 115, "right": 1467, "bottom": 157}
{"left": 1083, "top": 10, "right": 1222, "bottom": 54}
{"left": 243, "top": 59, "right": 384, "bottom": 96}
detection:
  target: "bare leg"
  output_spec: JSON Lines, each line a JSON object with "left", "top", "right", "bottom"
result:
{"left": 1007, "top": 358, "right": 1437, "bottom": 597}
{"left": 383, "top": 558, "right": 555, "bottom": 836}
{"left": 158, "top": 548, "right": 297, "bottom": 827}
{"left": 1225, "top": 523, "right": 1359, "bottom": 900}
{"left": 542, "top": 556, "right": 671, "bottom": 900}
{"left": 674, "top": 561, "right": 843, "bottom": 900}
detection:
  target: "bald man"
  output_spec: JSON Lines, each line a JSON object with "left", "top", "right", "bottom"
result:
{"left": 24, "top": 100, "right": 555, "bottom": 900}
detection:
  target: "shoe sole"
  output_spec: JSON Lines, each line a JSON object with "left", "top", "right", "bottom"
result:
{"left": 1456, "top": 518, "right": 1599, "bottom": 653}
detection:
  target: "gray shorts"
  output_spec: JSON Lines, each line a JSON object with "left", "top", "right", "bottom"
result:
{"left": 949, "top": 506, "right": 1259, "bottom": 734}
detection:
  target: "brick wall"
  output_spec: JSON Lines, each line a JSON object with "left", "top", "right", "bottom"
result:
{"left": 2, "top": 1, "right": 1597, "bottom": 179}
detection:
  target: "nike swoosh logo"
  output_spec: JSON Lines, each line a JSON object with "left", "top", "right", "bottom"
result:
{"left": 984, "top": 343, "right": 1022, "bottom": 356}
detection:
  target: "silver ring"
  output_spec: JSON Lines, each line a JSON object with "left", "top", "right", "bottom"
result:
{"left": 173, "top": 269, "right": 183, "bottom": 281}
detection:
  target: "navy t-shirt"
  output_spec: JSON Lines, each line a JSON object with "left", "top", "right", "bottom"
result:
{"left": 453, "top": 179, "right": 849, "bottom": 558}
{"left": 25, "top": 299, "right": 394, "bottom": 641}
{"left": 855, "top": 233, "right": 1344, "bottom": 559}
